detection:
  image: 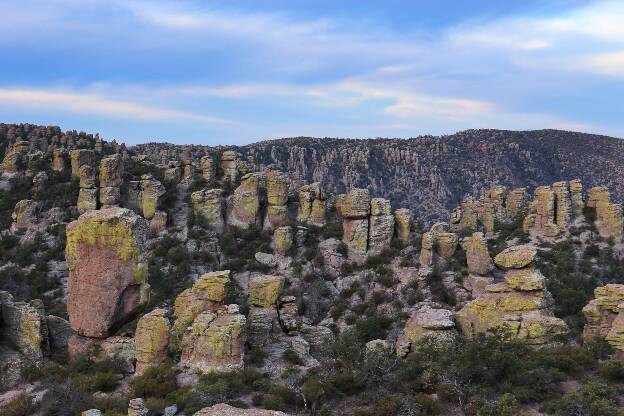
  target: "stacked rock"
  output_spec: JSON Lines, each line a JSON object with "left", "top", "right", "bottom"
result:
{"left": 457, "top": 244, "right": 568, "bottom": 346}
{"left": 461, "top": 232, "right": 494, "bottom": 297}
{"left": 265, "top": 170, "right": 290, "bottom": 229}
{"left": 552, "top": 181, "right": 572, "bottom": 229}
{"left": 247, "top": 275, "right": 285, "bottom": 348}
{"left": 220, "top": 150, "right": 239, "bottom": 182}
{"left": 298, "top": 182, "right": 327, "bottom": 226}
{"left": 505, "top": 187, "right": 528, "bottom": 220}
{"left": 396, "top": 304, "right": 456, "bottom": 356}
{"left": 182, "top": 159, "right": 194, "bottom": 179}
{"left": 523, "top": 186, "right": 558, "bottom": 237}
{"left": 77, "top": 164, "right": 98, "bottom": 214}
{"left": 200, "top": 155, "right": 216, "bottom": 183}
{"left": 368, "top": 198, "right": 395, "bottom": 254}
{"left": 70, "top": 149, "right": 94, "bottom": 177}
{"left": 449, "top": 196, "right": 479, "bottom": 232}
{"left": 341, "top": 188, "right": 371, "bottom": 255}
{"left": 570, "top": 179, "right": 584, "bottom": 217}
{"left": 134, "top": 308, "right": 170, "bottom": 375}
{"left": 228, "top": 173, "right": 262, "bottom": 229}
{"left": 582, "top": 284, "right": 624, "bottom": 356}
{"left": 140, "top": 174, "right": 166, "bottom": 220}
{"left": 588, "top": 186, "right": 623, "bottom": 243}
{"left": 273, "top": 226, "right": 293, "bottom": 256}
{"left": 191, "top": 188, "right": 225, "bottom": 232}
{"left": 99, "top": 154, "right": 123, "bottom": 207}
{"left": 65, "top": 208, "right": 150, "bottom": 358}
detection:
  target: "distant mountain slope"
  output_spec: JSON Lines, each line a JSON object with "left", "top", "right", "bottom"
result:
{"left": 133, "top": 129, "right": 624, "bottom": 223}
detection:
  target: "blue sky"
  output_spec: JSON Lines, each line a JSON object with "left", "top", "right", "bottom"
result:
{"left": 0, "top": 0, "right": 623, "bottom": 145}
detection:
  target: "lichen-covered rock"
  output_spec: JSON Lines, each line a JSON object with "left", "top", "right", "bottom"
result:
{"left": 394, "top": 208, "right": 411, "bottom": 243}
{"left": 582, "top": 284, "right": 624, "bottom": 343}
{"left": 419, "top": 232, "right": 434, "bottom": 268}
{"left": 70, "top": 149, "right": 94, "bottom": 177}
{"left": 298, "top": 183, "right": 326, "bottom": 225}
{"left": 200, "top": 155, "right": 216, "bottom": 183}
{"left": 78, "top": 164, "right": 96, "bottom": 189}
{"left": 552, "top": 181, "right": 572, "bottom": 229}
{"left": 569, "top": 179, "right": 584, "bottom": 216}
{"left": 11, "top": 199, "right": 39, "bottom": 231}
{"left": 99, "top": 186, "right": 120, "bottom": 207}
{"left": 300, "top": 324, "right": 334, "bottom": 356}
{"left": 68, "top": 334, "right": 136, "bottom": 372}
{"left": 180, "top": 307, "right": 246, "bottom": 373}
{"left": 505, "top": 187, "right": 528, "bottom": 220}
{"left": 128, "top": 398, "right": 149, "bottom": 416}
{"left": 51, "top": 149, "right": 68, "bottom": 172}
{"left": 220, "top": 150, "right": 239, "bottom": 182}
{"left": 141, "top": 174, "right": 166, "bottom": 220}
{"left": 309, "top": 198, "right": 327, "bottom": 227}
{"left": 266, "top": 171, "right": 289, "bottom": 206}
{"left": 46, "top": 315, "right": 74, "bottom": 351}
{"left": 149, "top": 210, "right": 167, "bottom": 235}
{"left": 2, "top": 141, "right": 29, "bottom": 175}
{"left": 450, "top": 196, "right": 479, "bottom": 232}
{"left": 66, "top": 207, "right": 149, "bottom": 338}
{"left": 191, "top": 188, "right": 224, "bottom": 231}
{"left": 0, "top": 292, "right": 49, "bottom": 361}
{"left": 164, "top": 161, "right": 183, "bottom": 183}
{"left": 229, "top": 173, "right": 261, "bottom": 229}
{"left": 99, "top": 154, "right": 122, "bottom": 188}
{"left": 182, "top": 159, "right": 195, "bottom": 179}
{"left": 135, "top": 308, "right": 170, "bottom": 375}
{"left": 606, "top": 309, "right": 624, "bottom": 352}
{"left": 273, "top": 226, "right": 293, "bottom": 255}
{"left": 77, "top": 188, "right": 98, "bottom": 214}
{"left": 278, "top": 296, "right": 300, "bottom": 333}
{"left": 504, "top": 268, "right": 545, "bottom": 291}
{"left": 250, "top": 275, "right": 285, "bottom": 307}
{"left": 173, "top": 271, "right": 231, "bottom": 333}
{"left": 194, "top": 403, "right": 290, "bottom": 416}
{"left": 525, "top": 186, "right": 558, "bottom": 236}
{"left": 436, "top": 232, "right": 458, "bottom": 259}
{"left": 265, "top": 204, "right": 288, "bottom": 229}
{"left": 494, "top": 245, "right": 537, "bottom": 269}
{"left": 343, "top": 218, "right": 369, "bottom": 255}
{"left": 369, "top": 198, "right": 395, "bottom": 254}
{"left": 396, "top": 305, "right": 456, "bottom": 353}
{"left": 462, "top": 232, "right": 494, "bottom": 276}
{"left": 463, "top": 274, "right": 494, "bottom": 297}
{"left": 341, "top": 188, "right": 371, "bottom": 219}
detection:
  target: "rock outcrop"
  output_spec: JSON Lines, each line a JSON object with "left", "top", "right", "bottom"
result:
{"left": 396, "top": 305, "right": 456, "bottom": 356}
{"left": 419, "top": 223, "right": 458, "bottom": 267}
{"left": 462, "top": 232, "right": 494, "bottom": 276}
{"left": 200, "top": 155, "right": 216, "bottom": 183}
{"left": 582, "top": 284, "right": 624, "bottom": 355}
{"left": 228, "top": 173, "right": 261, "bottom": 229}
{"left": 66, "top": 207, "right": 149, "bottom": 338}
{"left": 135, "top": 308, "right": 170, "bottom": 375}
{"left": 250, "top": 275, "right": 285, "bottom": 308}
{"left": 192, "top": 188, "right": 225, "bottom": 231}
{"left": 341, "top": 188, "right": 371, "bottom": 255}
{"left": 394, "top": 208, "right": 411, "bottom": 244}
{"left": 220, "top": 151, "right": 239, "bottom": 182}
{"left": 99, "top": 154, "right": 123, "bottom": 207}
{"left": 273, "top": 226, "right": 293, "bottom": 256}
{"left": 140, "top": 174, "right": 166, "bottom": 220}
{"left": 173, "top": 271, "right": 230, "bottom": 333}
{"left": 368, "top": 198, "right": 395, "bottom": 254}
{"left": 588, "top": 186, "right": 623, "bottom": 243}
{"left": 298, "top": 183, "right": 326, "bottom": 226}
{"left": 180, "top": 305, "right": 246, "bottom": 374}
{"left": 457, "top": 245, "right": 568, "bottom": 346}
{"left": 265, "top": 170, "right": 290, "bottom": 229}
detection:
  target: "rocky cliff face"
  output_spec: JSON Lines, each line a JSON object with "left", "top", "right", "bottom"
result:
{"left": 132, "top": 129, "right": 624, "bottom": 224}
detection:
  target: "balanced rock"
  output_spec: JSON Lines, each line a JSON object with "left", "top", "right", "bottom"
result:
{"left": 141, "top": 174, "right": 166, "bottom": 220}
{"left": 70, "top": 149, "right": 94, "bottom": 177}
{"left": 494, "top": 245, "right": 537, "bottom": 269}
{"left": 298, "top": 183, "right": 326, "bottom": 226}
{"left": 77, "top": 188, "right": 98, "bottom": 214}
{"left": 66, "top": 207, "right": 149, "bottom": 338}
{"left": 250, "top": 275, "right": 285, "bottom": 307}
{"left": 135, "top": 308, "right": 170, "bottom": 375}
{"left": 180, "top": 306, "right": 246, "bottom": 373}
{"left": 173, "top": 270, "right": 230, "bottom": 333}
{"left": 99, "top": 154, "right": 122, "bottom": 188}
{"left": 220, "top": 150, "right": 239, "bottom": 182}
{"left": 78, "top": 164, "right": 97, "bottom": 189}
{"left": 200, "top": 155, "right": 216, "bottom": 183}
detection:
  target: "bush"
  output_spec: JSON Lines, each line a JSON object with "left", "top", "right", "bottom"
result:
{"left": 0, "top": 392, "right": 35, "bottom": 416}
{"left": 130, "top": 363, "right": 178, "bottom": 399}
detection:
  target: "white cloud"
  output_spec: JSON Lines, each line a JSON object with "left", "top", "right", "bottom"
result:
{"left": 584, "top": 51, "right": 624, "bottom": 77}
{"left": 0, "top": 88, "right": 232, "bottom": 124}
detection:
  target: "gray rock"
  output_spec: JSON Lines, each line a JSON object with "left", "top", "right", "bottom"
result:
{"left": 255, "top": 252, "right": 277, "bottom": 268}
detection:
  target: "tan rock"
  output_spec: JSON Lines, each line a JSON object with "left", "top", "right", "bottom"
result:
{"left": 228, "top": 173, "right": 261, "bottom": 229}
{"left": 194, "top": 403, "right": 290, "bottom": 415}
{"left": 343, "top": 218, "right": 369, "bottom": 255}
{"left": 200, "top": 155, "right": 216, "bottom": 183}
{"left": 266, "top": 171, "right": 289, "bottom": 206}
{"left": 77, "top": 188, "right": 98, "bottom": 214}
{"left": 128, "top": 398, "right": 149, "bottom": 416}
{"left": 0, "top": 292, "right": 49, "bottom": 361}
{"left": 99, "top": 186, "right": 120, "bottom": 207}
{"left": 368, "top": 198, "right": 395, "bottom": 254}
{"left": 220, "top": 150, "right": 239, "bottom": 182}
{"left": 99, "top": 154, "right": 122, "bottom": 188}
{"left": 247, "top": 307, "right": 280, "bottom": 347}
{"left": 191, "top": 188, "right": 224, "bottom": 231}
{"left": 505, "top": 187, "right": 528, "bottom": 220}
{"left": 298, "top": 183, "right": 325, "bottom": 225}
{"left": 398, "top": 306, "right": 456, "bottom": 350}
{"left": 135, "top": 308, "right": 170, "bottom": 375}
{"left": 164, "top": 161, "right": 182, "bottom": 183}
{"left": 265, "top": 205, "right": 288, "bottom": 229}
{"left": 250, "top": 275, "right": 285, "bottom": 307}
{"left": 394, "top": 208, "right": 411, "bottom": 243}
{"left": 78, "top": 164, "right": 96, "bottom": 189}
{"left": 70, "top": 149, "right": 94, "bottom": 177}
{"left": 149, "top": 211, "right": 167, "bottom": 235}
{"left": 582, "top": 284, "right": 624, "bottom": 343}
{"left": 462, "top": 232, "right": 494, "bottom": 275}
{"left": 504, "top": 268, "right": 545, "bottom": 291}
{"left": 552, "top": 181, "right": 572, "bottom": 229}
{"left": 11, "top": 199, "right": 39, "bottom": 231}
{"left": 140, "top": 175, "right": 166, "bottom": 220}
{"left": 51, "top": 148, "right": 68, "bottom": 172}
{"left": 494, "top": 245, "right": 537, "bottom": 269}
{"left": 273, "top": 226, "right": 293, "bottom": 255}
{"left": 66, "top": 207, "right": 149, "bottom": 338}
{"left": 569, "top": 179, "right": 584, "bottom": 217}
{"left": 341, "top": 188, "right": 371, "bottom": 219}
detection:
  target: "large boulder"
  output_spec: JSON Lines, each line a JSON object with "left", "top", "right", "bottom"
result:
{"left": 135, "top": 308, "right": 170, "bottom": 375}
{"left": 191, "top": 188, "right": 224, "bottom": 231}
{"left": 180, "top": 306, "right": 246, "bottom": 373}
{"left": 140, "top": 175, "right": 166, "bottom": 220}
{"left": 394, "top": 208, "right": 411, "bottom": 244}
{"left": 66, "top": 207, "right": 149, "bottom": 338}
{"left": 77, "top": 188, "right": 98, "bottom": 214}
{"left": 582, "top": 284, "right": 624, "bottom": 345}
{"left": 273, "top": 226, "right": 293, "bottom": 256}
{"left": 99, "top": 154, "right": 122, "bottom": 188}
{"left": 228, "top": 173, "right": 261, "bottom": 229}
{"left": 11, "top": 199, "right": 39, "bottom": 232}
{"left": 343, "top": 218, "right": 369, "bottom": 255}
{"left": 494, "top": 245, "right": 537, "bottom": 269}
{"left": 396, "top": 305, "right": 456, "bottom": 355}
{"left": 341, "top": 188, "right": 371, "bottom": 219}
{"left": 0, "top": 291, "right": 49, "bottom": 361}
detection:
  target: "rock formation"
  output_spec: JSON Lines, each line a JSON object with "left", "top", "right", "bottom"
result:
{"left": 51, "top": 148, "right": 68, "bottom": 172}
{"left": 505, "top": 187, "right": 528, "bottom": 220}
{"left": 368, "top": 198, "right": 395, "bottom": 254}
{"left": 396, "top": 304, "right": 456, "bottom": 356}
{"left": 523, "top": 186, "right": 558, "bottom": 237}
{"left": 457, "top": 244, "right": 568, "bottom": 346}
{"left": 70, "top": 149, "right": 94, "bottom": 177}
{"left": 228, "top": 173, "right": 262, "bottom": 229}
{"left": 462, "top": 232, "right": 494, "bottom": 276}
{"left": 394, "top": 208, "right": 411, "bottom": 244}
{"left": 341, "top": 188, "right": 371, "bottom": 255}
{"left": 192, "top": 188, "right": 224, "bottom": 231}
{"left": 419, "top": 223, "right": 458, "bottom": 267}
{"left": 582, "top": 284, "right": 624, "bottom": 356}
{"left": 77, "top": 164, "right": 98, "bottom": 214}
{"left": 273, "top": 226, "right": 293, "bottom": 255}
{"left": 250, "top": 275, "right": 285, "bottom": 308}
{"left": 134, "top": 308, "right": 170, "bottom": 375}
{"left": 2, "top": 141, "right": 29, "bottom": 176}
{"left": 180, "top": 305, "right": 246, "bottom": 374}
{"left": 298, "top": 182, "right": 326, "bottom": 226}
{"left": 66, "top": 207, "right": 149, "bottom": 338}
{"left": 220, "top": 150, "right": 239, "bottom": 182}
{"left": 265, "top": 170, "right": 290, "bottom": 229}
{"left": 588, "top": 186, "right": 623, "bottom": 243}
{"left": 99, "top": 154, "right": 123, "bottom": 207}
{"left": 173, "top": 270, "right": 230, "bottom": 333}
{"left": 194, "top": 403, "right": 290, "bottom": 415}
{"left": 11, "top": 199, "right": 39, "bottom": 232}
{"left": 552, "top": 181, "right": 572, "bottom": 229}
{"left": 140, "top": 174, "right": 166, "bottom": 221}
{"left": 200, "top": 155, "right": 216, "bottom": 183}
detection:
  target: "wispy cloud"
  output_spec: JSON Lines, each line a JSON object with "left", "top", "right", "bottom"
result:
{"left": 0, "top": 88, "right": 232, "bottom": 124}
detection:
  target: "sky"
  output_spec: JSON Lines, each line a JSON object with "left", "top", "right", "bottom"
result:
{"left": 0, "top": 0, "right": 623, "bottom": 145}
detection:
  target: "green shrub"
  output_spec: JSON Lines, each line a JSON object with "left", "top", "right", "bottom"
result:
{"left": 130, "top": 363, "right": 178, "bottom": 398}
{"left": 0, "top": 392, "right": 34, "bottom": 416}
